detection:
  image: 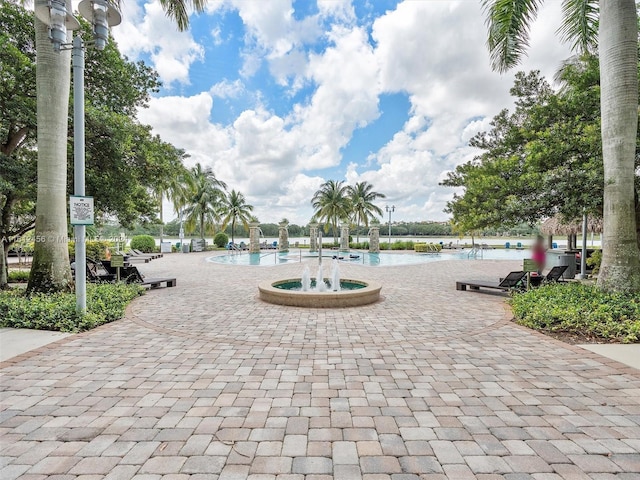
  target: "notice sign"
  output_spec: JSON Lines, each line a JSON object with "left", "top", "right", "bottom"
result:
{"left": 523, "top": 259, "right": 537, "bottom": 272}
{"left": 110, "top": 254, "right": 124, "bottom": 268}
{"left": 70, "top": 196, "right": 94, "bottom": 225}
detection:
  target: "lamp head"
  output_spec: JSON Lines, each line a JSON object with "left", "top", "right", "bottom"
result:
{"left": 78, "top": 0, "right": 122, "bottom": 50}
{"left": 35, "top": 0, "right": 80, "bottom": 51}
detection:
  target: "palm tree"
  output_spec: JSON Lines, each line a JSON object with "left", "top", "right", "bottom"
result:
{"left": 27, "top": 15, "right": 75, "bottom": 293}
{"left": 348, "top": 182, "right": 385, "bottom": 243}
{"left": 182, "top": 163, "right": 226, "bottom": 240}
{"left": 311, "top": 180, "right": 352, "bottom": 243}
{"left": 221, "top": 190, "right": 254, "bottom": 245}
{"left": 482, "top": 0, "right": 640, "bottom": 292}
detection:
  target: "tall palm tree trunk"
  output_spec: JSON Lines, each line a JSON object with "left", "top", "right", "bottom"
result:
{"left": 231, "top": 218, "right": 236, "bottom": 245}
{"left": 597, "top": 0, "right": 640, "bottom": 292}
{"left": 159, "top": 196, "right": 164, "bottom": 244}
{"left": 27, "top": 18, "right": 73, "bottom": 293}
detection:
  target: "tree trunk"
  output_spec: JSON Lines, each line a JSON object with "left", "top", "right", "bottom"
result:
{"left": 159, "top": 196, "right": 164, "bottom": 243}
{"left": 597, "top": 0, "right": 640, "bottom": 292}
{"left": 231, "top": 218, "right": 236, "bottom": 244}
{"left": 27, "top": 17, "right": 73, "bottom": 293}
{"left": 0, "top": 242, "right": 8, "bottom": 290}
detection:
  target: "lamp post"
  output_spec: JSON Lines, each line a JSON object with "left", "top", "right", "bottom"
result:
{"left": 578, "top": 209, "right": 588, "bottom": 279}
{"left": 35, "top": 0, "right": 121, "bottom": 313}
{"left": 385, "top": 205, "right": 395, "bottom": 246}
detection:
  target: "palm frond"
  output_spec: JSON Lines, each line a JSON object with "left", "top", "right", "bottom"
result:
{"left": 482, "top": 0, "right": 544, "bottom": 73}
{"left": 558, "top": 0, "right": 598, "bottom": 55}
{"left": 158, "top": 0, "right": 207, "bottom": 32}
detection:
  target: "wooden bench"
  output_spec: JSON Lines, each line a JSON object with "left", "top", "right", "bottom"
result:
{"left": 142, "top": 277, "right": 176, "bottom": 289}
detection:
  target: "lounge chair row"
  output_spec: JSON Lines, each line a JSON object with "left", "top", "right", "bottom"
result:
{"left": 456, "top": 265, "right": 568, "bottom": 293}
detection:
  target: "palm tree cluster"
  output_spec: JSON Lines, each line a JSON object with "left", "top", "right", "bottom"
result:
{"left": 311, "top": 180, "right": 386, "bottom": 242}
{"left": 166, "top": 163, "right": 253, "bottom": 243}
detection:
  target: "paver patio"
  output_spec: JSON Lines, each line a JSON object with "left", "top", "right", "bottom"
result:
{"left": 1, "top": 252, "right": 639, "bottom": 479}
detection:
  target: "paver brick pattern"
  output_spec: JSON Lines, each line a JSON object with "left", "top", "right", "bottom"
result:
{"left": 1, "top": 252, "right": 639, "bottom": 479}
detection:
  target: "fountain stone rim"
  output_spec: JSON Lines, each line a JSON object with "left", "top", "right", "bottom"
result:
{"left": 258, "top": 278, "right": 382, "bottom": 308}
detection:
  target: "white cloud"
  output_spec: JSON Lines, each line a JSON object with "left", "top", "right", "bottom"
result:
{"left": 111, "top": 1, "right": 204, "bottom": 86}
{"left": 128, "top": 0, "right": 572, "bottom": 224}
{"left": 210, "top": 79, "right": 244, "bottom": 98}
{"left": 317, "top": 0, "right": 356, "bottom": 23}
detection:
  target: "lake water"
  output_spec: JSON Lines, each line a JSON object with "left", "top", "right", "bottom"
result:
{"left": 157, "top": 235, "right": 601, "bottom": 248}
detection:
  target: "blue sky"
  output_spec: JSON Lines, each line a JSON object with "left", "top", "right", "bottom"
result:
{"left": 106, "top": 0, "right": 570, "bottom": 224}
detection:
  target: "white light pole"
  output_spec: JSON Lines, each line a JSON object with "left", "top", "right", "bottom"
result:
{"left": 385, "top": 205, "right": 395, "bottom": 246}
{"left": 578, "top": 209, "right": 588, "bottom": 279}
{"left": 35, "top": 0, "right": 121, "bottom": 313}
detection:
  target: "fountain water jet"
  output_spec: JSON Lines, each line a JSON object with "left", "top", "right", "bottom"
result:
{"left": 301, "top": 266, "right": 311, "bottom": 292}
{"left": 330, "top": 260, "right": 340, "bottom": 292}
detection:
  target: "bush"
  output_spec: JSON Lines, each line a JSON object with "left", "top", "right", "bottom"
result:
{"left": 390, "top": 241, "right": 415, "bottom": 250}
{"left": 415, "top": 243, "right": 442, "bottom": 253}
{"left": 0, "top": 283, "right": 145, "bottom": 333}
{"left": 8, "top": 270, "right": 30, "bottom": 283}
{"left": 509, "top": 283, "right": 640, "bottom": 343}
{"left": 214, "top": 232, "right": 229, "bottom": 248}
{"left": 69, "top": 240, "right": 114, "bottom": 260}
{"left": 587, "top": 249, "right": 602, "bottom": 273}
{"left": 130, "top": 235, "right": 156, "bottom": 253}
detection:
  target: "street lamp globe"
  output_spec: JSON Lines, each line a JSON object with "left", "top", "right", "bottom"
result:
{"left": 78, "top": 0, "right": 122, "bottom": 50}
{"left": 34, "top": 0, "right": 80, "bottom": 51}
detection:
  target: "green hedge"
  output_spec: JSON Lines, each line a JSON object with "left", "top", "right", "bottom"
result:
{"left": 0, "top": 283, "right": 144, "bottom": 332}
{"left": 69, "top": 240, "right": 114, "bottom": 260}
{"left": 8, "top": 270, "right": 30, "bottom": 283}
{"left": 130, "top": 235, "right": 156, "bottom": 252}
{"left": 510, "top": 283, "right": 640, "bottom": 343}
{"left": 415, "top": 243, "right": 442, "bottom": 253}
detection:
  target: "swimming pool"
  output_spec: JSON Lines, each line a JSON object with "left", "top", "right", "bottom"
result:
{"left": 207, "top": 248, "right": 531, "bottom": 267}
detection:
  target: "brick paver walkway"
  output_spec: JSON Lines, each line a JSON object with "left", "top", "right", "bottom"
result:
{"left": 1, "top": 252, "right": 639, "bottom": 479}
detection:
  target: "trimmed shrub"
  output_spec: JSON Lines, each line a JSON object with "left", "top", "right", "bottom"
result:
{"left": 415, "top": 243, "right": 442, "bottom": 253}
{"left": 510, "top": 283, "right": 640, "bottom": 343}
{"left": 130, "top": 235, "right": 155, "bottom": 253}
{"left": 0, "top": 283, "right": 144, "bottom": 333}
{"left": 69, "top": 240, "right": 114, "bottom": 260}
{"left": 8, "top": 270, "right": 30, "bottom": 283}
{"left": 214, "top": 232, "right": 229, "bottom": 248}
{"left": 587, "top": 249, "right": 602, "bottom": 273}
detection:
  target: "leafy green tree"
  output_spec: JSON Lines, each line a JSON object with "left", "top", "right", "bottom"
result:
{"left": 311, "top": 180, "right": 352, "bottom": 243}
{"left": 0, "top": 2, "right": 37, "bottom": 288}
{"left": 442, "top": 65, "right": 631, "bottom": 231}
{"left": 183, "top": 163, "right": 227, "bottom": 239}
{"left": 481, "top": 0, "right": 639, "bottom": 292}
{"left": 221, "top": 190, "right": 254, "bottom": 244}
{"left": 1, "top": 2, "right": 180, "bottom": 290}
{"left": 348, "top": 182, "right": 385, "bottom": 243}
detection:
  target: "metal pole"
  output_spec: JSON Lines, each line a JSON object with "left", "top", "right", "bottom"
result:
{"left": 73, "top": 35, "right": 86, "bottom": 314}
{"left": 318, "top": 227, "right": 322, "bottom": 266}
{"left": 579, "top": 211, "right": 588, "bottom": 279}
{"left": 388, "top": 209, "right": 392, "bottom": 245}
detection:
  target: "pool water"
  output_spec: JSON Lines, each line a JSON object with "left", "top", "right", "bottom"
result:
{"left": 274, "top": 280, "right": 366, "bottom": 290}
{"left": 207, "top": 249, "right": 531, "bottom": 267}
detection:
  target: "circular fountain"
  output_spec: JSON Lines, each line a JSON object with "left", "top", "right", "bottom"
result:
{"left": 258, "top": 261, "right": 382, "bottom": 308}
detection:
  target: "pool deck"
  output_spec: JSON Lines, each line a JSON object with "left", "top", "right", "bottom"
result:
{"left": 1, "top": 251, "right": 639, "bottom": 479}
